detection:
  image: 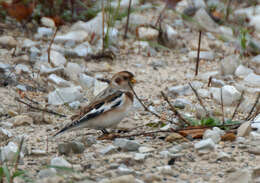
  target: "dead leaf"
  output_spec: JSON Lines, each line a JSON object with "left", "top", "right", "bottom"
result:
{"left": 221, "top": 133, "right": 236, "bottom": 141}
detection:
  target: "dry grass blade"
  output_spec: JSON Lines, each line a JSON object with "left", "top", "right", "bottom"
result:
{"left": 195, "top": 30, "right": 202, "bottom": 76}
{"left": 128, "top": 82, "right": 175, "bottom": 124}
{"left": 231, "top": 90, "right": 244, "bottom": 120}
{"left": 47, "top": 27, "right": 59, "bottom": 65}
{"left": 246, "top": 92, "right": 260, "bottom": 120}
{"left": 220, "top": 87, "right": 225, "bottom": 124}
{"left": 188, "top": 82, "right": 209, "bottom": 117}
{"left": 124, "top": 0, "right": 132, "bottom": 39}
{"left": 161, "top": 91, "right": 191, "bottom": 126}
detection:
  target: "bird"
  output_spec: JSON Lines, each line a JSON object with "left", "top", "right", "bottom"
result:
{"left": 54, "top": 71, "right": 136, "bottom": 137}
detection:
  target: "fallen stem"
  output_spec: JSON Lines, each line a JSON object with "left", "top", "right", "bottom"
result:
{"left": 161, "top": 91, "right": 191, "bottom": 126}
{"left": 189, "top": 82, "right": 210, "bottom": 117}
{"left": 231, "top": 90, "right": 244, "bottom": 120}
{"left": 15, "top": 97, "right": 66, "bottom": 117}
{"left": 47, "top": 27, "right": 59, "bottom": 65}
{"left": 128, "top": 82, "right": 175, "bottom": 124}
{"left": 246, "top": 92, "right": 260, "bottom": 120}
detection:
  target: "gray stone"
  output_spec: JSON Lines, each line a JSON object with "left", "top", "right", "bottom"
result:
{"left": 235, "top": 65, "right": 253, "bottom": 78}
{"left": 188, "top": 51, "right": 215, "bottom": 60}
{"left": 138, "top": 146, "right": 154, "bottom": 153}
{"left": 50, "top": 157, "right": 72, "bottom": 168}
{"left": 195, "top": 104, "right": 207, "bottom": 119}
{"left": 65, "top": 62, "right": 83, "bottom": 81}
{"left": 244, "top": 73, "right": 260, "bottom": 87}
{"left": 134, "top": 153, "right": 146, "bottom": 161}
{"left": 157, "top": 165, "right": 173, "bottom": 176}
{"left": 225, "top": 169, "right": 252, "bottom": 183}
{"left": 114, "top": 138, "right": 140, "bottom": 151}
{"left": 0, "top": 36, "right": 17, "bottom": 48}
{"left": 220, "top": 55, "right": 240, "bottom": 75}
{"left": 22, "top": 39, "right": 38, "bottom": 48}
{"left": 83, "top": 136, "right": 97, "bottom": 147}
{"left": 99, "top": 145, "right": 117, "bottom": 155}
{"left": 0, "top": 127, "right": 12, "bottom": 141}
{"left": 50, "top": 51, "right": 67, "bottom": 67}
{"left": 39, "top": 65, "right": 64, "bottom": 75}
{"left": 173, "top": 98, "right": 192, "bottom": 109}
{"left": 68, "top": 101, "right": 81, "bottom": 109}
{"left": 203, "top": 129, "right": 221, "bottom": 143}
{"left": 168, "top": 84, "right": 192, "bottom": 96}
{"left": 57, "top": 143, "right": 71, "bottom": 155}
{"left": 55, "top": 31, "right": 89, "bottom": 43}
{"left": 211, "top": 78, "right": 225, "bottom": 87}
{"left": 72, "top": 42, "right": 93, "bottom": 57}
{"left": 168, "top": 144, "right": 183, "bottom": 153}
{"left": 38, "top": 168, "right": 57, "bottom": 178}
{"left": 1, "top": 142, "right": 21, "bottom": 162}
{"left": 250, "top": 132, "right": 260, "bottom": 140}
{"left": 48, "top": 86, "right": 83, "bottom": 105}
{"left": 217, "top": 152, "right": 234, "bottom": 161}
{"left": 197, "top": 71, "right": 219, "bottom": 81}
{"left": 237, "top": 121, "right": 251, "bottom": 137}
{"left": 197, "top": 89, "right": 210, "bottom": 98}
{"left": 70, "top": 141, "right": 85, "bottom": 154}
{"left": 78, "top": 74, "right": 95, "bottom": 89}
{"left": 15, "top": 64, "right": 30, "bottom": 74}
{"left": 117, "top": 164, "right": 134, "bottom": 175}
{"left": 137, "top": 27, "right": 158, "bottom": 40}
{"left": 36, "top": 27, "right": 53, "bottom": 38}
{"left": 48, "top": 74, "right": 71, "bottom": 87}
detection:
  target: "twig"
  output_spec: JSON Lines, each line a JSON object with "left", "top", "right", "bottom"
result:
{"left": 47, "top": 27, "right": 59, "bottom": 65}
{"left": 246, "top": 92, "right": 260, "bottom": 120}
{"left": 220, "top": 87, "right": 225, "bottom": 124}
{"left": 155, "top": 3, "right": 167, "bottom": 27}
{"left": 15, "top": 97, "right": 66, "bottom": 117}
{"left": 195, "top": 30, "right": 202, "bottom": 76}
{"left": 208, "top": 76, "right": 212, "bottom": 87}
{"left": 188, "top": 82, "right": 209, "bottom": 117}
{"left": 231, "top": 90, "right": 244, "bottom": 120}
{"left": 13, "top": 136, "right": 24, "bottom": 174}
{"left": 161, "top": 91, "right": 191, "bottom": 126}
{"left": 128, "top": 82, "right": 175, "bottom": 124}
{"left": 124, "top": 0, "right": 132, "bottom": 39}
{"left": 102, "top": 0, "right": 105, "bottom": 53}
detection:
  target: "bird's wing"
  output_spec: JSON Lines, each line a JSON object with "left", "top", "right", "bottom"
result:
{"left": 54, "top": 90, "right": 124, "bottom": 136}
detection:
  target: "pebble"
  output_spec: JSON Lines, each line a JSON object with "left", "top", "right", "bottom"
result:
{"left": 36, "top": 27, "right": 53, "bottom": 38}
{"left": 203, "top": 127, "right": 224, "bottom": 144}
{"left": 237, "top": 121, "right": 251, "bottom": 137}
{"left": 138, "top": 146, "right": 155, "bottom": 153}
{"left": 99, "top": 145, "right": 117, "bottom": 155}
{"left": 157, "top": 165, "right": 173, "bottom": 176}
{"left": 50, "top": 157, "right": 72, "bottom": 168}
{"left": 72, "top": 42, "right": 93, "bottom": 57}
{"left": 0, "top": 36, "right": 17, "bottom": 48}
{"left": 48, "top": 86, "right": 83, "bottom": 105}
{"left": 244, "top": 73, "right": 260, "bottom": 87}
{"left": 38, "top": 168, "right": 57, "bottom": 178}
{"left": 235, "top": 65, "right": 253, "bottom": 78}
{"left": 1, "top": 142, "right": 21, "bottom": 162}
{"left": 168, "top": 84, "right": 192, "bottom": 96}
{"left": 117, "top": 164, "right": 134, "bottom": 175}
{"left": 137, "top": 27, "right": 159, "bottom": 40}
{"left": 70, "top": 141, "right": 85, "bottom": 154}
{"left": 0, "top": 127, "right": 12, "bottom": 141}
{"left": 173, "top": 98, "right": 192, "bottom": 109}
{"left": 225, "top": 169, "right": 252, "bottom": 183}
{"left": 50, "top": 50, "right": 67, "bottom": 67}
{"left": 55, "top": 31, "right": 89, "bottom": 43}
{"left": 41, "top": 17, "right": 55, "bottom": 28}
{"left": 101, "top": 175, "right": 136, "bottom": 183}
{"left": 48, "top": 74, "right": 71, "bottom": 87}
{"left": 220, "top": 55, "right": 240, "bottom": 75}
{"left": 114, "top": 138, "right": 140, "bottom": 151}
{"left": 134, "top": 153, "right": 146, "bottom": 161}
{"left": 65, "top": 62, "right": 83, "bottom": 81}
{"left": 188, "top": 51, "right": 215, "bottom": 60}
{"left": 194, "top": 138, "right": 215, "bottom": 152}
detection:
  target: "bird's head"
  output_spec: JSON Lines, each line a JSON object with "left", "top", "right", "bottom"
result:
{"left": 110, "top": 71, "right": 136, "bottom": 91}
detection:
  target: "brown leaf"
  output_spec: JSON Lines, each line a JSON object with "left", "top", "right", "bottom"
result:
{"left": 221, "top": 133, "right": 236, "bottom": 141}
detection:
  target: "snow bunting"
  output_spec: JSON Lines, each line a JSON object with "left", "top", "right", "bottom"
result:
{"left": 54, "top": 71, "right": 136, "bottom": 136}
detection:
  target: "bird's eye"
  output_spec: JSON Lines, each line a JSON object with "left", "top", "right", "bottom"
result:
{"left": 115, "top": 78, "right": 121, "bottom": 84}
{"left": 123, "top": 76, "right": 128, "bottom": 80}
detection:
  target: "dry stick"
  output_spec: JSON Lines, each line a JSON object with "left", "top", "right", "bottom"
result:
{"left": 128, "top": 82, "right": 175, "bottom": 124}
{"left": 208, "top": 76, "right": 212, "bottom": 87}
{"left": 155, "top": 3, "right": 167, "bottom": 27}
{"left": 47, "top": 27, "right": 59, "bottom": 64}
{"left": 231, "top": 90, "right": 244, "bottom": 120}
{"left": 124, "top": 0, "right": 132, "bottom": 39}
{"left": 15, "top": 97, "right": 66, "bottom": 117}
{"left": 161, "top": 91, "right": 191, "bottom": 126}
{"left": 102, "top": 0, "right": 105, "bottom": 52}
{"left": 195, "top": 30, "right": 202, "bottom": 76}
{"left": 188, "top": 82, "right": 209, "bottom": 117}
{"left": 246, "top": 92, "right": 260, "bottom": 120}
{"left": 220, "top": 87, "right": 225, "bottom": 124}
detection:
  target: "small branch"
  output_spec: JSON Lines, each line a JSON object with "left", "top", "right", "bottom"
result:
{"left": 128, "top": 82, "right": 175, "bottom": 124}
{"left": 188, "top": 82, "right": 210, "bottom": 117}
{"left": 47, "top": 27, "right": 59, "bottom": 65}
{"left": 231, "top": 90, "right": 244, "bottom": 120}
{"left": 15, "top": 97, "right": 66, "bottom": 117}
{"left": 161, "top": 91, "right": 191, "bottom": 126}
{"left": 124, "top": 0, "right": 132, "bottom": 39}
{"left": 246, "top": 92, "right": 260, "bottom": 120}
{"left": 208, "top": 76, "right": 212, "bottom": 87}
{"left": 195, "top": 30, "right": 202, "bottom": 76}
{"left": 220, "top": 87, "right": 225, "bottom": 124}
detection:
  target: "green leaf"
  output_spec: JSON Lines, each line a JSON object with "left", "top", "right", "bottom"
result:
{"left": 3, "top": 164, "right": 11, "bottom": 183}
{"left": 0, "top": 167, "right": 4, "bottom": 180}
{"left": 12, "top": 170, "right": 25, "bottom": 178}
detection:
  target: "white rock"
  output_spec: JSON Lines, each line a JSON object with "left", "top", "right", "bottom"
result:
{"left": 197, "top": 71, "right": 218, "bottom": 81}
{"left": 0, "top": 36, "right": 17, "bottom": 47}
{"left": 41, "top": 17, "right": 56, "bottom": 28}
{"left": 225, "top": 169, "right": 252, "bottom": 183}
{"left": 219, "top": 26, "right": 233, "bottom": 37}
{"left": 99, "top": 145, "right": 117, "bottom": 155}
{"left": 210, "top": 85, "right": 241, "bottom": 106}
{"left": 55, "top": 31, "right": 89, "bottom": 43}
{"left": 22, "top": 39, "right": 38, "bottom": 48}
{"left": 15, "top": 64, "right": 30, "bottom": 74}
{"left": 0, "top": 127, "right": 12, "bottom": 141}
{"left": 48, "top": 74, "right": 71, "bottom": 87}
{"left": 112, "top": 0, "right": 139, "bottom": 8}
{"left": 188, "top": 51, "right": 215, "bottom": 60}
{"left": 50, "top": 50, "right": 66, "bottom": 67}
{"left": 93, "top": 79, "right": 108, "bottom": 96}
{"left": 252, "top": 54, "right": 260, "bottom": 64}
{"left": 36, "top": 27, "right": 53, "bottom": 38}
{"left": 250, "top": 131, "right": 260, "bottom": 140}
{"left": 38, "top": 168, "right": 57, "bottom": 178}
{"left": 164, "top": 24, "right": 178, "bottom": 47}
{"left": 203, "top": 129, "right": 221, "bottom": 144}
{"left": 234, "top": 5, "right": 260, "bottom": 17}
{"left": 244, "top": 73, "right": 260, "bottom": 87}
{"left": 194, "top": 0, "right": 206, "bottom": 8}
{"left": 194, "top": 138, "right": 215, "bottom": 151}
{"left": 64, "top": 62, "right": 83, "bottom": 81}
{"left": 220, "top": 55, "right": 240, "bottom": 75}
{"left": 78, "top": 74, "right": 95, "bottom": 89}
{"left": 117, "top": 164, "right": 134, "bottom": 175}
{"left": 137, "top": 27, "right": 159, "bottom": 40}
{"left": 50, "top": 157, "right": 72, "bottom": 168}
{"left": 198, "top": 89, "right": 210, "bottom": 98}
{"left": 168, "top": 84, "right": 192, "bottom": 96}
{"left": 237, "top": 121, "right": 251, "bottom": 137}
{"left": 1, "top": 142, "right": 22, "bottom": 162}
{"left": 39, "top": 65, "right": 64, "bottom": 75}
{"left": 72, "top": 42, "right": 93, "bottom": 57}
{"left": 134, "top": 153, "right": 146, "bottom": 161}
{"left": 48, "top": 86, "right": 83, "bottom": 105}
{"left": 235, "top": 65, "right": 253, "bottom": 78}
{"left": 217, "top": 152, "right": 233, "bottom": 161}
{"left": 249, "top": 14, "right": 260, "bottom": 32}
{"left": 114, "top": 138, "right": 140, "bottom": 151}
{"left": 211, "top": 78, "right": 225, "bottom": 87}
{"left": 157, "top": 165, "right": 173, "bottom": 176}
{"left": 138, "top": 146, "right": 155, "bottom": 153}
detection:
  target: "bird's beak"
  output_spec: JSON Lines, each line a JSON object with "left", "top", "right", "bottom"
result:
{"left": 130, "top": 78, "right": 136, "bottom": 84}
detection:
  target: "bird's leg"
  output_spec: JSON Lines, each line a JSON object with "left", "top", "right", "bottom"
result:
{"left": 101, "top": 129, "right": 109, "bottom": 134}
